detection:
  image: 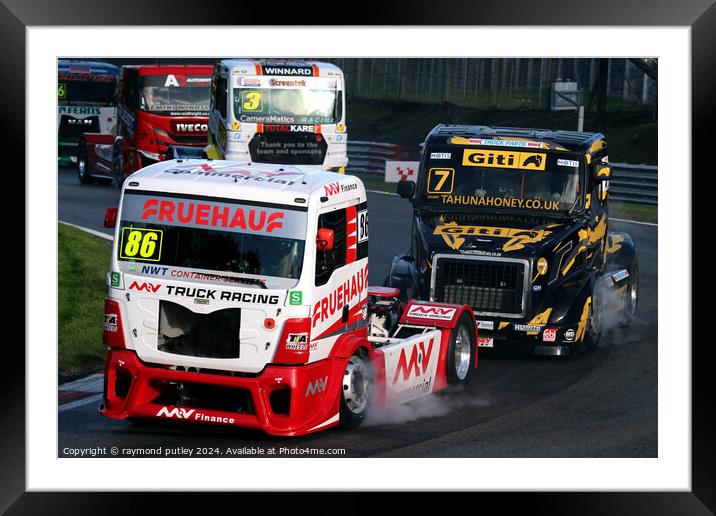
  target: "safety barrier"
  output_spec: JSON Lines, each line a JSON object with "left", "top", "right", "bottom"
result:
{"left": 346, "top": 141, "right": 416, "bottom": 174}
{"left": 609, "top": 163, "right": 658, "bottom": 204}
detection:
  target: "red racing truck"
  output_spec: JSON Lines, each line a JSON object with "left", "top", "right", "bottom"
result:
{"left": 100, "top": 160, "right": 479, "bottom": 435}
{"left": 77, "top": 65, "right": 213, "bottom": 187}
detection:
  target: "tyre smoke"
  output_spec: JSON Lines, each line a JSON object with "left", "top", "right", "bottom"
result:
{"left": 365, "top": 388, "right": 490, "bottom": 426}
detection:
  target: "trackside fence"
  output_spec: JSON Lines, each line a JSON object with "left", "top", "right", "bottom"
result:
{"left": 608, "top": 163, "right": 658, "bottom": 204}
{"left": 346, "top": 141, "right": 657, "bottom": 205}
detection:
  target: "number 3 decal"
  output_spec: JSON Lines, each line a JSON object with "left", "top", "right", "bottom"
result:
{"left": 119, "top": 228, "right": 163, "bottom": 262}
{"left": 241, "top": 91, "right": 263, "bottom": 112}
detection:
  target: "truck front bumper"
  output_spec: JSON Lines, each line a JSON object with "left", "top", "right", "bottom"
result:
{"left": 100, "top": 348, "right": 346, "bottom": 436}
{"left": 477, "top": 322, "right": 583, "bottom": 354}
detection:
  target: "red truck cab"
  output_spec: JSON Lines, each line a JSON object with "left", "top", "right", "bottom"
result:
{"left": 77, "top": 65, "right": 213, "bottom": 186}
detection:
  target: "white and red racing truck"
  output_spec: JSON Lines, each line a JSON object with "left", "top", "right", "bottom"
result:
{"left": 100, "top": 160, "right": 478, "bottom": 436}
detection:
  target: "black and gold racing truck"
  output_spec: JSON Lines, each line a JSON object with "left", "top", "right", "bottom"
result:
{"left": 387, "top": 125, "right": 638, "bottom": 355}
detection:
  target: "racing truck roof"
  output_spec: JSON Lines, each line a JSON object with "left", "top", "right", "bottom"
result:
{"left": 217, "top": 59, "right": 344, "bottom": 77}
{"left": 58, "top": 59, "right": 119, "bottom": 76}
{"left": 123, "top": 160, "right": 365, "bottom": 208}
{"left": 426, "top": 124, "right": 607, "bottom": 154}
{"left": 120, "top": 64, "right": 214, "bottom": 76}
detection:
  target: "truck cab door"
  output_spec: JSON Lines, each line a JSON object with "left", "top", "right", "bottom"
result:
{"left": 208, "top": 68, "right": 228, "bottom": 156}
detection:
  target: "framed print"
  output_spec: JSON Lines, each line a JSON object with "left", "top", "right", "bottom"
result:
{"left": 5, "top": 0, "right": 710, "bottom": 511}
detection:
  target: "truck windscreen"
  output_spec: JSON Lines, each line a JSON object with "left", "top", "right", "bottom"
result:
{"left": 419, "top": 145, "right": 583, "bottom": 213}
{"left": 140, "top": 75, "right": 211, "bottom": 116}
{"left": 58, "top": 74, "right": 117, "bottom": 106}
{"left": 234, "top": 88, "right": 339, "bottom": 124}
{"left": 117, "top": 192, "right": 307, "bottom": 286}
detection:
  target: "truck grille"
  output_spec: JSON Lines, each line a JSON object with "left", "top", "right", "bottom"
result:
{"left": 158, "top": 301, "right": 241, "bottom": 359}
{"left": 432, "top": 255, "right": 528, "bottom": 317}
{"left": 58, "top": 115, "right": 100, "bottom": 141}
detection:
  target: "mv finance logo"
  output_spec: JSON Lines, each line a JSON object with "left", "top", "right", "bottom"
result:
{"left": 156, "top": 407, "right": 195, "bottom": 419}
{"left": 305, "top": 376, "right": 328, "bottom": 397}
{"left": 393, "top": 338, "right": 435, "bottom": 384}
{"left": 462, "top": 149, "right": 546, "bottom": 171}
{"left": 129, "top": 281, "right": 161, "bottom": 293}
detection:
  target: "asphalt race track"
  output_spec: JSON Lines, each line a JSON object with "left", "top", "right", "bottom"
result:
{"left": 57, "top": 165, "right": 658, "bottom": 457}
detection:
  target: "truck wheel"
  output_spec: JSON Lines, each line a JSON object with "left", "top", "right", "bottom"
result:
{"left": 339, "top": 349, "right": 372, "bottom": 429}
{"left": 624, "top": 259, "right": 639, "bottom": 324}
{"left": 446, "top": 312, "right": 475, "bottom": 386}
{"left": 77, "top": 140, "right": 91, "bottom": 185}
{"left": 112, "top": 148, "right": 125, "bottom": 189}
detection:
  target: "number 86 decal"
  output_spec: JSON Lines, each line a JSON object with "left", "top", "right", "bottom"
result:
{"left": 119, "top": 228, "right": 163, "bottom": 261}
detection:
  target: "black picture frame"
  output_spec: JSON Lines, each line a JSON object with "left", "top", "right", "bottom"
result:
{"left": 6, "top": 0, "right": 709, "bottom": 512}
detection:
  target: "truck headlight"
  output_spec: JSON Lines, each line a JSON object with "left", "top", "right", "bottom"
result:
{"left": 536, "top": 257, "right": 548, "bottom": 276}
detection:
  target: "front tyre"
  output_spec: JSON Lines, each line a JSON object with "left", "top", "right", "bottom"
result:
{"left": 77, "top": 140, "right": 91, "bottom": 185}
{"left": 624, "top": 259, "right": 639, "bottom": 324}
{"left": 339, "top": 349, "right": 372, "bottom": 429}
{"left": 446, "top": 312, "right": 475, "bottom": 386}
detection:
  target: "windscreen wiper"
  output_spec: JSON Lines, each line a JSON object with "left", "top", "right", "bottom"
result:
{"left": 568, "top": 192, "right": 583, "bottom": 215}
{"left": 231, "top": 276, "right": 268, "bottom": 289}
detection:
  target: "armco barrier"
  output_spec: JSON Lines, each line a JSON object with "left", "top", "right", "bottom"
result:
{"left": 347, "top": 140, "right": 657, "bottom": 205}
{"left": 346, "top": 141, "right": 416, "bottom": 174}
{"left": 608, "top": 163, "right": 658, "bottom": 205}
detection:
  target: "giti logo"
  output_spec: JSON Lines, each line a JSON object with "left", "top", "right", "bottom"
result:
{"left": 434, "top": 222, "right": 552, "bottom": 252}
{"left": 462, "top": 149, "right": 546, "bottom": 171}
{"left": 305, "top": 376, "right": 328, "bottom": 397}
{"left": 393, "top": 338, "right": 435, "bottom": 384}
{"left": 156, "top": 407, "right": 195, "bottom": 419}
{"left": 129, "top": 281, "right": 161, "bottom": 293}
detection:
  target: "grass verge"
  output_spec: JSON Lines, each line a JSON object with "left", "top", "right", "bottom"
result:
{"left": 609, "top": 201, "right": 658, "bottom": 224}
{"left": 58, "top": 223, "right": 111, "bottom": 381}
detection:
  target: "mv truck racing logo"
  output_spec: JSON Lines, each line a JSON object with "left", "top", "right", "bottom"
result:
{"left": 305, "top": 377, "right": 328, "bottom": 397}
{"left": 384, "top": 337, "right": 439, "bottom": 405}
{"left": 407, "top": 305, "right": 457, "bottom": 321}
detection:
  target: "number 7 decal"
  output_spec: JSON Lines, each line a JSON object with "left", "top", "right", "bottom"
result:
{"left": 427, "top": 168, "right": 455, "bottom": 194}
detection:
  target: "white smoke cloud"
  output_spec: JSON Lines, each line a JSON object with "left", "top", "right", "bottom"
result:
{"left": 365, "top": 388, "right": 491, "bottom": 426}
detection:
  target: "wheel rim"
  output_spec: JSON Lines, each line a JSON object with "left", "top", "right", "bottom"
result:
{"left": 454, "top": 325, "right": 471, "bottom": 380}
{"left": 78, "top": 149, "right": 86, "bottom": 178}
{"left": 342, "top": 356, "right": 369, "bottom": 414}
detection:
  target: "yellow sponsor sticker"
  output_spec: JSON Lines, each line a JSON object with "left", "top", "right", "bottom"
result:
{"left": 462, "top": 149, "right": 546, "bottom": 171}
{"left": 119, "top": 228, "right": 163, "bottom": 262}
{"left": 434, "top": 223, "right": 552, "bottom": 252}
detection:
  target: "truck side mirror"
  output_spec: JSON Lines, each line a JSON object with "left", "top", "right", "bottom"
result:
{"left": 593, "top": 164, "right": 612, "bottom": 181}
{"left": 316, "top": 228, "right": 334, "bottom": 251}
{"left": 397, "top": 180, "right": 415, "bottom": 199}
{"left": 104, "top": 208, "right": 118, "bottom": 228}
